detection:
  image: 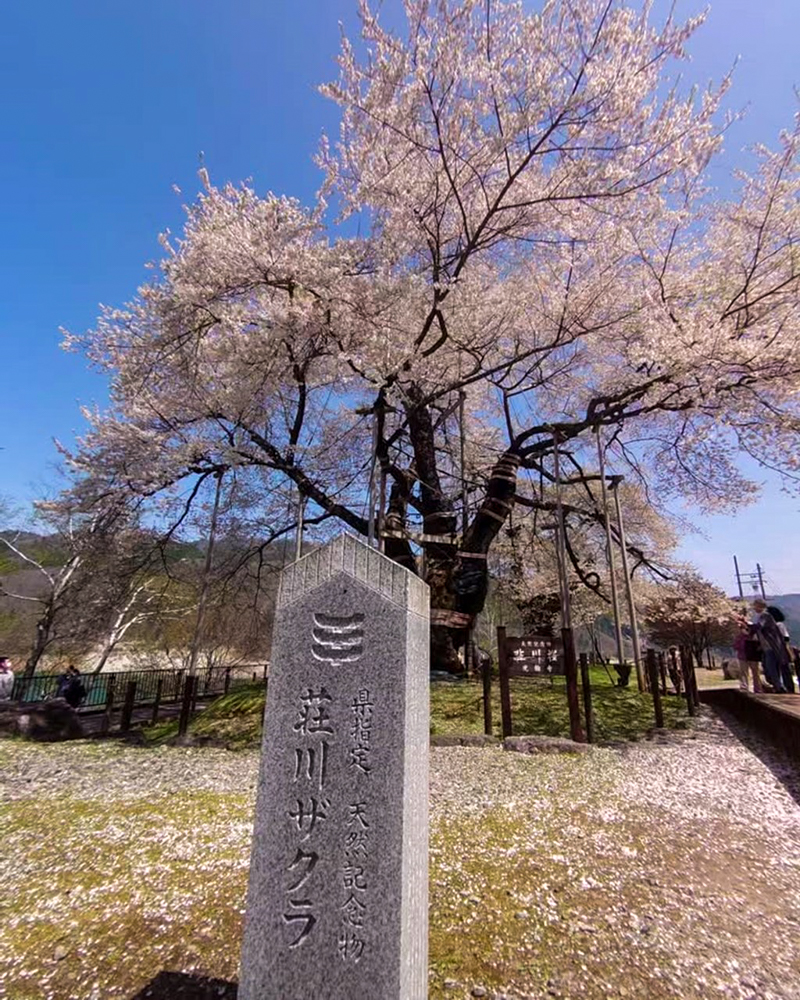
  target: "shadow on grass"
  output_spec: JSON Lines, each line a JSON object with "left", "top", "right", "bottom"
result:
{"left": 129, "top": 971, "right": 237, "bottom": 999}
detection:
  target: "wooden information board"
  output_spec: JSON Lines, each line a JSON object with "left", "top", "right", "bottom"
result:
{"left": 505, "top": 634, "right": 564, "bottom": 677}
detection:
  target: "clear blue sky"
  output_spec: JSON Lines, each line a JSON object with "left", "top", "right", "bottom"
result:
{"left": 1, "top": 1, "right": 798, "bottom": 594}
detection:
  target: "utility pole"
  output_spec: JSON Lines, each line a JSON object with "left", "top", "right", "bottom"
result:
{"left": 610, "top": 476, "right": 644, "bottom": 692}
{"left": 756, "top": 563, "right": 767, "bottom": 600}
{"left": 596, "top": 428, "right": 625, "bottom": 672}
{"left": 733, "top": 555, "right": 745, "bottom": 601}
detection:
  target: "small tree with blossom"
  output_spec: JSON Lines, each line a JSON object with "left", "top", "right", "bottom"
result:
{"left": 643, "top": 574, "right": 738, "bottom": 669}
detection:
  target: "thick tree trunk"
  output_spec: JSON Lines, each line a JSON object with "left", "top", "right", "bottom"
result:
{"left": 391, "top": 384, "right": 522, "bottom": 672}
{"left": 425, "top": 451, "right": 520, "bottom": 672}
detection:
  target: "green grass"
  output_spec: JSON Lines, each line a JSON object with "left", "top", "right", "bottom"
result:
{"left": 431, "top": 667, "right": 688, "bottom": 742}
{"left": 144, "top": 668, "right": 687, "bottom": 748}
{"left": 145, "top": 682, "right": 267, "bottom": 749}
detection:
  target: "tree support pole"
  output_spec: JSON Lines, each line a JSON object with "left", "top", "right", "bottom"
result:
{"left": 596, "top": 429, "right": 626, "bottom": 673}
{"left": 552, "top": 434, "right": 585, "bottom": 743}
{"left": 295, "top": 493, "right": 305, "bottom": 561}
{"left": 611, "top": 478, "right": 645, "bottom": 692}
{"left": 102, "top": 675, "right": 116, "bottom": 734}
{"left": 658, "top": 651, "right": 667, "bottom": 696}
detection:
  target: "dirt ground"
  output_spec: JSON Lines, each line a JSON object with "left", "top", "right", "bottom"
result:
{"left": 1, "top": 708, "right": 799, "bottom": 1000}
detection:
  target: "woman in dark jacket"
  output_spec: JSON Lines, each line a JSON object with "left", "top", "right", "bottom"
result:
{"left": 753, "top": 601, "right": 793, "bottom": 693}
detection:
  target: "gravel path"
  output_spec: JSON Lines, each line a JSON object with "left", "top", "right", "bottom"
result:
{"left": 1, "top": 710, "right": 799, "bottom": 1000}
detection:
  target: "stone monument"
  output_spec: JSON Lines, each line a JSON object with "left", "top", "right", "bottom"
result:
{"left": 238, "top": 533, "right": 430, "bottom": 1000}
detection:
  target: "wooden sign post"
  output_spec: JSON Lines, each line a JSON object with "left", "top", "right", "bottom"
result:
{"left": 497, "top": 627, "right": 574, "bottom": 739}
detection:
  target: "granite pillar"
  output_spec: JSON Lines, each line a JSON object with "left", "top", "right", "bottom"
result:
{"left": 238, "top": 533, "right": 430, "bottom": 1000}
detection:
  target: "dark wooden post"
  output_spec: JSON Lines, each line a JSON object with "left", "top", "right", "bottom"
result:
{"left": 481, "top": 652, "right": 493, "bottom": 736}
{"left": 690, "top": 654, "right": 701, "bottom": 709}
{"left": 120, "top": 681, "right": 137, "bottom": 733}
{"left": 262, "top": 663, "right": 268, "bottom": 684}
{"left": 191, "top": 674, "right": 199, "bottom": 714}
{"left": 679, "top": 646, "right": 696, "bottom": 717}
{"left": 579, "top": 652, "right": 594, "bottom": 744}
{"left": 658, "top": 651, "right": 668, "bottom": 695}
{"left": 497, "top": 626, "right": 513, "bottom": 738}
{"left": 562, "top": 627, "right": 585, "bottom": 743}
{"left": 174, "top": 669, "right": 184, "bottom": 703}
{"left": 646, "top": 649, "right": 664, "bottom": 729}
{"left": 178, "top": 675, "right": 196, "bottom": 737}
{"left": 102, "top": 675, "right": 117, "bottom": 734}
{"left": 252, "top": 670, "right": 258, "bottom": 684}
{"left": 669, "top": 648, "right": 682, "bottom": 696}
{"left": 224, "top": 665, "right": 232, "bottom": 696}
{"left": 150, "top": 678, "right": 164, "bottom": 726}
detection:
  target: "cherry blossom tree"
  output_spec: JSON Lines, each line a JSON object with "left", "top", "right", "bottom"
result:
{"left": 643, "top": 573, "right": 738, "bottom": 668}
{"left": 60, "top": 0, "right": 800, "bottom": 671}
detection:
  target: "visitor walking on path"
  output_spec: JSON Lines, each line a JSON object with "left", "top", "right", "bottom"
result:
{"left": 0, "top": 657, "right": 15, "bottom": 700}
{"left": 733, "top": 618, "right": 762, "bottom": 693}
{"left": 753, "top": 600, "right": 793, "bottom": 693}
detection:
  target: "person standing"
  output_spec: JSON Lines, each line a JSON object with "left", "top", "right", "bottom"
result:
{"left": 0, "top": 657, "right": 15, "bottom": 700}
{"left": 753, "top": 600, "right": 792, "bottom": 693}
{"left": 767, "top": 606, "right": 796, "bottom": 693}
{"left": 733, "top": 617, "right": 762, "bottom": 693}
{"left": 57, "top": 665, "right": 85, "bottom": 709}
{"left": 56, "top": 667, "right": 73, "bottom": 699}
